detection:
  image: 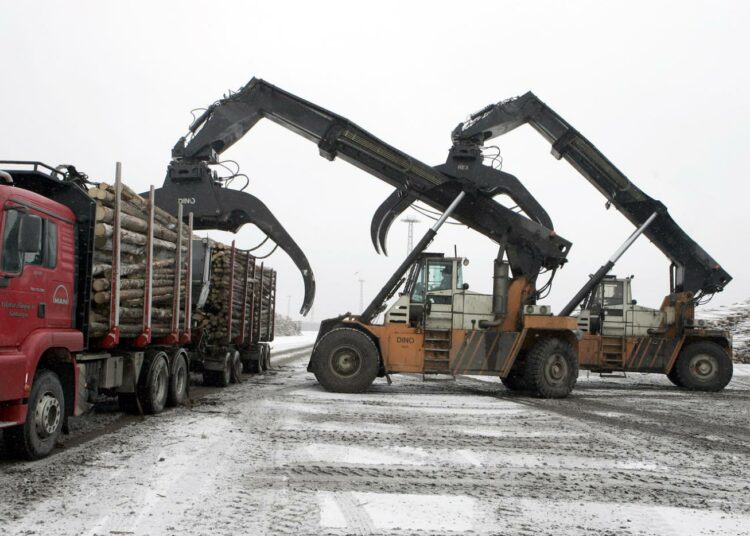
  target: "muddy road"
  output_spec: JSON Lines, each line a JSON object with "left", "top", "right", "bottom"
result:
{"left": 1, "top": 355, "right": 749, "bottom": 535}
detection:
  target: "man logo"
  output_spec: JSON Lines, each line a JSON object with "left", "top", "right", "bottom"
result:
{"left": 396, "top": 336, "right": 415, "bottom": 344}
{"left": 52, "top": 285, "right": 69, "bottom": 306}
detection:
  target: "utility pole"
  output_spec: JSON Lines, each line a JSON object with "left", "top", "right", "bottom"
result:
{"left": 401, "top": 216, "right": 420, "bottom": 254}
{"left": 286, "top": 295, "right": 291, "bottom": 318}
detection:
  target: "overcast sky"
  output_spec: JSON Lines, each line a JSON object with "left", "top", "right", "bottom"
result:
{"left": 1, "top": 1, "right": 748, "bottom": 320}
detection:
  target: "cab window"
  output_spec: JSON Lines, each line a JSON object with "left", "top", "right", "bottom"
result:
{"left": 426, "top": 261, "right": 452, "bottom": 292}
{"left": 1, "top": 209, "right": 58, "bottom": 273}
{"left": 596, "top": 281, "right": 624, "bottom": 307}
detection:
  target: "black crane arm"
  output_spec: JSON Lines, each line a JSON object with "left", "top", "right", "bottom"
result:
{"left": 452, "top": 92, "right": 731, "bottom": 296}
{"left": 157, "top": 79, "right": 573, "bottom": 315}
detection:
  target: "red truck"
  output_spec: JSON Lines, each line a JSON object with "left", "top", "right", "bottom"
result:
{"left": 0, "top": 162, "right": 275, "bottom": 459}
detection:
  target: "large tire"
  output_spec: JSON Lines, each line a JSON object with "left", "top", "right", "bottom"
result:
{"left": 137, "top": 351, "right": 170, "bottom": 414}
{"left": 501, "top": 370, "right": 527, "bottom": 392}
{"left": 261, "top": 344, "right": 271, "bottom": 372}
{"left": 229, "top": 351, "right": 242, "bottom": 384}
{"left": 203, "top": 353, "right": 231, "bottom": 387}
{"left": 666, "top": 366, "right": 683, "bottom": 387}
{"left": 167, "top": 352, "right": 189, "bottom": 407}
{"left": 312, "top": 328, "right": 379, "bottom": 393}
{"left": 674, "top": 341, "right": 733, "bottom": 392}
{"left": 5, "top": 370, "right": 65, "bottom": 460}
{"left": 523, "top": 337, "right": 578, "bottom": 399}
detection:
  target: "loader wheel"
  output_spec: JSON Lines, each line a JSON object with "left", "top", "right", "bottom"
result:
{"left": 501, "top": 370, "right": 527, "bottom": 392}
{"left": 312, "top": 328, "right": 379, "bottom": 393}
{"left": 168, "top": 352, "right": 189, "bottom": 407}
{"left": 5, "top": 370, "right": 65, "bottom": 460}
{"left": 138, "top": 351, "right": 170, "bottom": 414}
{"left": 666, "top": 366, "right": 683, "bottom": 387}
{"left": 674, "top": 341, "right": 732, "bottom": 392}
{"left": 523, "top": 337, "right": 578, "bottom": 399}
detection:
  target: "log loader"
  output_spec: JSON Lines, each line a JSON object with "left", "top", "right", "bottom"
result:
{"left": 156, "top": 77, "right": 733, "bottom": 398}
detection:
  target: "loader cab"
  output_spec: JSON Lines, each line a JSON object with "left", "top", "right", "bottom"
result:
{"left": 577, "top": 275, "right": 663, "bottom": 337}
{"left": 384, "top": 253, "right": 465, "bottom": 327}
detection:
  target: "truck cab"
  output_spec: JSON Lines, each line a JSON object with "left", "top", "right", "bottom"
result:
{"left": 384, "top": 253, "right": 495, "bottom": 331}
{"left": 0, "top": 176, "right": 83, "bottom": 456}
{"left": 576, "top": 275, "right": 664, "bottom": 338}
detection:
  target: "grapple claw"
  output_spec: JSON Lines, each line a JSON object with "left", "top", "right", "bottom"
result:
{"left": 152, "top": 171, "right": 315, "bottom": 316}
{"left": 370, "top": 189, "right": 415, "bottom": 256}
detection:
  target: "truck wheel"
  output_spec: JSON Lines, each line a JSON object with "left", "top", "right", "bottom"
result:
{"left": 167, "top": 353, "right": 189, "bottom": 406}
{"left": 261, "top": 344, "right": 271, "bottom": 372}
{"left": 666, "top": 367, "right": 683, "bottom": 387}
{"left": 312, "top": 328, "right": 379, "bottom": 393}
{"left": 138, "top": 351, "right": 170, "bottom": 414}
{"left": 523, "top": 337, "right": 578, "bottom": 399}
{"left": 5, "top": 370, "right": 65, "bottom": 460}
{"left": 203, "top": 353, "right": 231, "bottom": 387}
{"left": 674, "top": 341, "right": 733, "bottom": 392}
{"left": 243, "top": 352, "right": 261, "bottom": 374}
{"left": 229, "top": 351, "right": 242, "bottom": 383}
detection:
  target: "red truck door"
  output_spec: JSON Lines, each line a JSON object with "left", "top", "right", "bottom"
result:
{"left": 0, "top": 205, "right": 70, "bottom": 347}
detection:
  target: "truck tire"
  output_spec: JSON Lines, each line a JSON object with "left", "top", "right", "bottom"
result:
{"left": 203, "top": 353, "right": 231, "bottom": 387}
{"left": 261, "top": 344, "right": 271, "bottom": 372}
{"left": 523, "top": 337, "right": 578, "bottom": 399}
{"left": 243, "top": 349, "right": 261, "bottom": 374}
{"left": 138, "top": 351, "right": 170, "bottom": 414}
{"left": 168, "top": 353, "right": 189, "bottom": 406}
{"left": 674, "top": 341, "right": 733, "bottom": 392}
{"left": 229, "top": 351, "right": 242, "bottom": 384}
{"left": 312, "top": 328, "right": 379, "bottom": 393}
{"left": 5, "top": 370, "right": 65, "bottom": 460}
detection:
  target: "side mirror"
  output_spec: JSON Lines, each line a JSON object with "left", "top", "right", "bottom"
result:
{"left": 630, "top": 299, "right": 637, "bottom": 305}
{"left": 19, "top": 215, "right": 42, "bottom": 254}
{"left": 462, "top": 283, "right": 469, "bottom": 290}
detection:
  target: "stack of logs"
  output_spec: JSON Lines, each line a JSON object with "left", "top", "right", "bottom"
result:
{"left": 254, "top": 265, "right": 276, "bottom": 342}
{"left": 192, "top": 243, "right": 276, "bottom": 343}
{"left": 88, "top": 182, "right": 192, "bottom": 338}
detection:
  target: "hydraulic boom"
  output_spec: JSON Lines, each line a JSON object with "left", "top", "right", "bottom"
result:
{"left": 452, "top": 92, "right": 731, "bottom": 298}
{"left": 155, "top": 79, "right": 572, "bottom": 315}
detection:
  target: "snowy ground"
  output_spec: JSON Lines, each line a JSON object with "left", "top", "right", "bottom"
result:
{"left": 1, "top": 352, "right": 749, "bottom": 535}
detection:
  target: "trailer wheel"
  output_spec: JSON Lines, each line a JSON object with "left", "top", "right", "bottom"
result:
{"left": 229, "top": 351, "right": 242, "bottom": 383}
{"left": 168, "top": 353, "right": 189, "bottom": 406}
{"left": 242, "top": 350, "right": 261, "bottom": 374}
{"left": 666, "top": 367, "right": 683, "bottom": 387}
{"left": 138, "top": 351, "right": 170, "bottom": 414}
{"left": 312, "top": 328, "right": 379, "bottom": 393}
{"left": 261, "top": 344, "right": 271, "bottom": 372}
{"left": 4, "top": 370, "right": 65, "bottom": 460}
{"left": 204, "top": 353, "right": 231, "bottom": 387}
{"left": 523, "top": 337, "right": 578, "bottom": 399}
{"left": 674, "top": 341, "right": 733, "bottom": 392}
